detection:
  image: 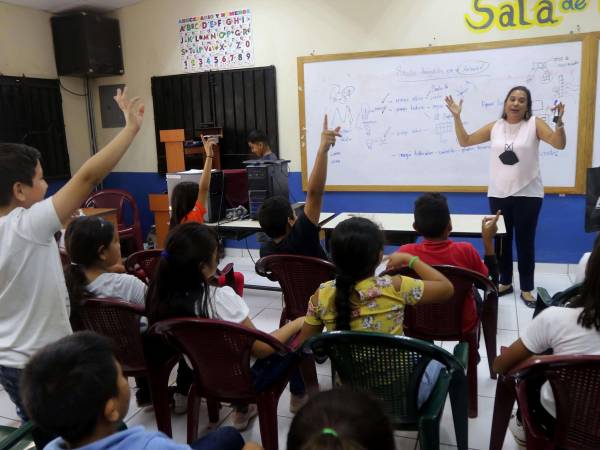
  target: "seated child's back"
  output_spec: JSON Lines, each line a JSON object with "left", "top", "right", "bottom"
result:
{"left": 64, "top": 217, "right": 146, "bottom": 328}
{"left": 398, "top": 193, "right": 499, "bottom": 333}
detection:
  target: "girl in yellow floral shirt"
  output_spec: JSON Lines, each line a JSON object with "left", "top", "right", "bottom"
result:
{"left": 295, "top": 217, "right": 455, "bottom": 406}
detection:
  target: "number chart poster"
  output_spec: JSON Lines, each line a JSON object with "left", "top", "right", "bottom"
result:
{"left": 179, "top": 9, "right": 254, "bottom": 72}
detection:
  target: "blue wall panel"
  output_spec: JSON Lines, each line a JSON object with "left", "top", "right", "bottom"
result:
{"left": 49, "top": 171, "right": 595, "bottom": 263}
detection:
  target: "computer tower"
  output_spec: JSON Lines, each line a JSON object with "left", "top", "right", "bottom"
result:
{"left": 51, "top": 13, "right": 124, "bottom": 77}
{"left": 246, "top": 160, "right": 289, "bottom": 219}
{"left": 166, "top": 170, "right": 225, "bottom": 223}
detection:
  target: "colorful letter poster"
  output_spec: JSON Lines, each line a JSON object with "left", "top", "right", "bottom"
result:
{"left": 179, "top": 9, "right": 254, "bottom": 72}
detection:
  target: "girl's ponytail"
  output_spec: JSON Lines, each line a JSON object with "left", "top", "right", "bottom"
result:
{"left": 333, "top": 273, "right": 354, "bottom": 331}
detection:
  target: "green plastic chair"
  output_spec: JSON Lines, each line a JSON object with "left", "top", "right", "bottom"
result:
{"left": 305, "top": 331, "right": 469, "bottom": 450}
{"left": 0, "top": 421, "right": 35, "bottom": 450}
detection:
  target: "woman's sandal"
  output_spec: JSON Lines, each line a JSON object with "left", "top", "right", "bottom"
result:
{"left": 498, "top": 284, "right": 514, "bottom": 297}
{"left": 520, "top": 291, "right": 536, "bottom": 308}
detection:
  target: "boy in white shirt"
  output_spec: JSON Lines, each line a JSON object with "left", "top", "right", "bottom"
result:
{"left": 0, "top": 88, "right": 144, "bottom": 421}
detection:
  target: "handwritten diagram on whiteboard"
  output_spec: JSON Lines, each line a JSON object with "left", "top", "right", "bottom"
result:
{"left": 301, "top": 41, "right": 581, "bottom": 190}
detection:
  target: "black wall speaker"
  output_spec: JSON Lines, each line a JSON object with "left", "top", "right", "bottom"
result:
{"left": 51, "top": 12, "right": 124, "bottom": 77}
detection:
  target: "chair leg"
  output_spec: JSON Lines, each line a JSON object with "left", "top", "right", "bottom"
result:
{"left": 467, "top": 335, "right": 478, "bottom": 418}
{"left": 418, "top": 416, "right": 441, "bottom": 450}
{"left": 482, "top": 294, "right": 498, "bottom": 380}
{"left": 207, "top": 398, "right": 220, "bottom": 424}
{"left": 186, "top": 384, "right": 200, "bottom": 445}
{"left": 147, "top": 365, "right": 174, "bottom": 437}
{"left": 489, "top": 375, "right": 517, "bottom": 450}
{"left": 256, "top": 392, "right": 280, "bottom": 450}
{"left": 449, "top": 373, "right": 469, "bottom": 450}
{"left": 299, "top": 354, "right": 320, "bottom": 396}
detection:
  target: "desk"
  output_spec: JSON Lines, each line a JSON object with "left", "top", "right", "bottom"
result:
{"left": 206, "top": 212, "right": 336, "bottom": 238}
{"left": 322, "top": 212, "right": 506, "bottom": 246}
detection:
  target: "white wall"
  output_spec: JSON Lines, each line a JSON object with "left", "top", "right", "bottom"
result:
{"left": 0, "top": 1, "right": 90, "bottom": 172}
{"left": 6, "top": 0, "right": 597, "bottom": 173}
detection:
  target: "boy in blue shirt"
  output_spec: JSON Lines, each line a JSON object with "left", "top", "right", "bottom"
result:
{"left": 21, "top": 331, "right": 257, "bottom": 450}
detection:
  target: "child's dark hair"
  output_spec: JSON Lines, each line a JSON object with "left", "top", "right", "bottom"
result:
{"left": 170, "top": 181, "right": 199, "bottom": 229}
{"left": 501, "top": 85, "right": 533, "bottom": 120}
{"left": 330, "top": 218, "right": 384, "bottom": 330}
{"left": 21, "top": 331, "right": 119, "bottom": 445}
{"left": 146, "top": 222, "right": 219, "bottom": 323}
{"left": 258, "top": 195, "right": 294, "bottom": 238}
{"left": 572, "top": 233, "right": 600, "bottom": 330}
{"left": 287, "top": 389, "right": 395, "bottom": 450}
{"left": 247, "top": 129, "right": 269, "bottom": 145}
{"left": 64, "top": 217, "right": 115, "bottom": 326}
{"left": 414, "top": 193, "right": 450, "bottom": 238}
{"left": 0, "top": 143, "right": 41, "bottom": 207}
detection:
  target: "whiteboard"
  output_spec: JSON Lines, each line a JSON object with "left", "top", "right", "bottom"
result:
{"left": 593, "top": 44, "right": 600, "bottom": 168}
{"left": 301, "top": 41, "right": 582, "bottom": 191}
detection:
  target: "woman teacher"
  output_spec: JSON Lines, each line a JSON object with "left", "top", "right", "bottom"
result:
{"left": 445, "top": 86, "right": 565, "bottom": 306}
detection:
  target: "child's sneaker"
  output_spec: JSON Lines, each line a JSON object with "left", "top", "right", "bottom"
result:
{"left": 232, "top": 404, "right": 258, "bottom": 431}
{"left": 172, "top": 393, "right": 188, "bottom": 415}
{"left": 508, "top": 413, "right": 526, "bottom": 446}
{"left": 289, "top": 393, "right": 308, "bottom": 414}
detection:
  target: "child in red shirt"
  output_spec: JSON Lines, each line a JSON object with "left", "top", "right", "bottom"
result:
{"left": 170, "top": 135, "right": 215, "bottom": 227}
{"left": 397, "top": 193, "right": 499, "bottom": 333}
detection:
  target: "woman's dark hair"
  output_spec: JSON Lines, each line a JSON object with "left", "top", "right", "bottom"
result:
{"left": 572, "top": 233, "right": 600, "bottom": 330}
{"left": 64, "top": 217, "right": 115, "bottom": 326}
{"left": 146, "top": 222, "right": 219, "bottom": 323}
{"left": 170, "top": 181, "right": 199, "bottom": 229}
{"left": 21, "top": 331, "right": 119, "bottom": 445}
{"left": 287, "top": 389, "right": 395, "bottom": 450}
{"left": 0, "top": 143, "right": 41, "bottom": 207}
{"left": 330, "top": 217, "right": 384, "bottom": 330}
{"left": 501, "top": 85, "right": 533, "bottom": 121}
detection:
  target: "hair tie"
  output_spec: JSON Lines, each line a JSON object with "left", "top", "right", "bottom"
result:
{"left": 160, "top": 250, "right": 170, "bottom": 260}
{"left": 321, "top": 428, "right": 338, "bottom": 438}
{"left": 70, "top": 261, "right": 79, "bottom": 266}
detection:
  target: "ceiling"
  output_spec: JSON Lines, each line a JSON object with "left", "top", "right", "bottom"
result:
{"left": 1, "top": 0, "right": 143, "bottom": 13}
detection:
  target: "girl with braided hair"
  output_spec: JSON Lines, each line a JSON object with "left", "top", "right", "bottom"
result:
{"left": 295, "top": 216, "right": 454, "bottom": 406}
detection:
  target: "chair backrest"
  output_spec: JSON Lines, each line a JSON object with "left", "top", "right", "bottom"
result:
{"left": 382, "top": 265, "right": 495, "bottom": 339}
{"left": 306, "top": 331, "right": 464, "bottom": 426}
{"left": 84, "top": 189, "right": 140, "bottom": 228}
{"left": 513, "top": 355, "right": 600, "bottom": 449}
{"left": 150, "top": 318, "right": 293, "bottom": 401}
{"left": 125, "top": 249, "right": 162, "bottom": 283}
{"left": 78, "top": 297, "right": 147, "bottom": 376}
{"left": 255, "top": 254, "right": 336, "bottom": 320}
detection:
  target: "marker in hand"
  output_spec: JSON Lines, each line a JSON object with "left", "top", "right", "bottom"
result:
{"left": 552, "top": 99, "right": 560, "bottom": 123}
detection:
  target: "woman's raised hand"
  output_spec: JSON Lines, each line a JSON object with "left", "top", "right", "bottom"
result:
{"left": 444, "top": 95, "right": 463, "bottom": 118}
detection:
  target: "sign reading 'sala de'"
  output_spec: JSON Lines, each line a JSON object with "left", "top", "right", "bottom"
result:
{"left": 465, "top": 0, "right": 591, "bottom": 32}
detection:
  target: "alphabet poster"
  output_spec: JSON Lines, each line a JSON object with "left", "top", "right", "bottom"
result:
{"left": 179, "top": 9, "right": 254, "bottom": 72}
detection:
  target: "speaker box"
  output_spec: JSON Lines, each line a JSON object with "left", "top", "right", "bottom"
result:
{"left": 51, "top": 13, "right": 124, "bottom": 77}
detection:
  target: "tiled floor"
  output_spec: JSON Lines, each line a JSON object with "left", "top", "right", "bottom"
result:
{"left": 0, "top": 251, "right": 577, "bottom": 449}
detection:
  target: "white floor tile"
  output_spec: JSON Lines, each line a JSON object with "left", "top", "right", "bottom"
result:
{"left": 533, "top": 273, "right": 572, "bottom": 297}
{"left": 251, "top": 308, "right": 285, "bottom": 334}
{"left": 0, "top": 390, "right": 19, "bottom": 422}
